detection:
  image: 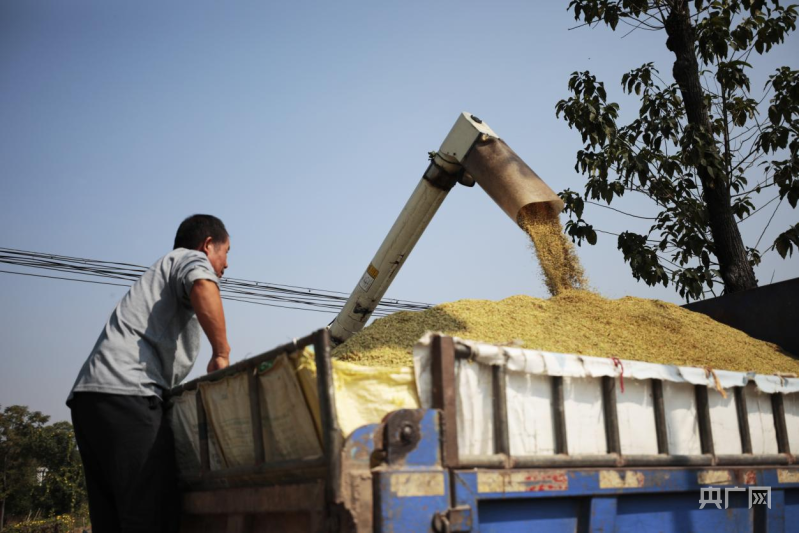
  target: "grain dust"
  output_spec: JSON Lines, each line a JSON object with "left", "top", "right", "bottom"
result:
{"left": 516, "top": 203, "right": 587, "bottom": 296}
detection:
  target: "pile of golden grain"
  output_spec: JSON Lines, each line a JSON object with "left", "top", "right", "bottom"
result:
{"left": 332, "top": 290, "right": 797, "bottom": 373}
{"left": 331, "top": 202, "right": 797, "bottom": 374}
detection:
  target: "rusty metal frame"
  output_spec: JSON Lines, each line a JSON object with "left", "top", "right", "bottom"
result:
{"left": 313, "top": 328, "right": 343, "bottom": 512}
{"left": 602, "top": 376, "right": 621, "bottom": 455}
{"left": 734, "top": 387, "right": 753, "bottom": 455}
{"left": 695, "top": 385, "right": 715, "bottom": 457}
{"left": 492, "top": 365, "right": 510, "bottom": 456}
{"left": 430, "top": 335, "right": 459, "bottom": 468}
{"left": 651, "top": 379, "right": 669, "bottom": 455}
{"left": 456, "top": 452, "right": 791, "bottom": 469}
{"left": 551, "top": 376, "right": 568, "bottom": 455}
{"left": 772, "top": 393, "right": 792, "bottom": 455}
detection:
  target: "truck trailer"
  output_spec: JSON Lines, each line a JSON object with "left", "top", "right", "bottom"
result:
{"left": 169, "top": 325, "right": 799, "bottom": 532}
{"left": 168, "top": 113, "right": 799, "bottom": 532}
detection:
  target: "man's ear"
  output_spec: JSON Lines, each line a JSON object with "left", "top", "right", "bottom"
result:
{"left": 198, "top": 236, "right": 214, "bottom": 255}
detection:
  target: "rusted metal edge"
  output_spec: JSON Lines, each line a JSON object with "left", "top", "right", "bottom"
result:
{"left": 431, "top": 335, "right": 459, "bottom": 468}
{"left": 185, "top": 456, "right": 327, "bottom": 482}
{"left": 181, "top": 469, "right": 329, "bottom": 494}
{"left": 715, "top": 454, "right": 791, "bottom": 466}
{"left": 459, "top": 453, "right": 619, "bottom": 468}
{"left": 551, "top": 376, "right": 568, "bottom": 455}
{"left": 492, "top": 365, "right": 510, "bottom": 456}
{"left": 734, "top": 387, "right": 753, "bottom": 455}
{"left": 772, "top": 393, "right": 792, "bottom": 455}
{"left": 651, "top": 379, "right": 669, "bottom": 455}
{"left": 314, "top": 329, "right": 343, "bottom": 514}
{"left": 168, "top": 332, "right": 317, "bottom": 397}
{"left": 182, "top": 480, "right": 326, "bottom": 514}
{"left": 457, "top": 453, "right": 792, "bottom": 469}
{"left": 695, "top": 385, "right": 715, "bottom": 457}
{"left": 602, "top": 376, "right": 621, "bottom": 455}
{"left": 621, "top": 454, "right": 714, "bottom": 467}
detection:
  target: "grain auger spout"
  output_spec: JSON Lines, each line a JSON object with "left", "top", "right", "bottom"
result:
{"left": 328, "top": 112, "right": 565, "bottom": 346}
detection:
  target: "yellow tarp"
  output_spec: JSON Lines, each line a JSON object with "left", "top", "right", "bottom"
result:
{"left": 296, "top": 347, "right": 419, "bottom": 437}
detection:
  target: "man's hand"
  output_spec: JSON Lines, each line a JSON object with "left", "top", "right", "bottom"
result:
{"left": 190, "top": 279, "right": 231, "bottom": 374}
{"left": 207, "top": 356, "right": 230, "bottom": 373}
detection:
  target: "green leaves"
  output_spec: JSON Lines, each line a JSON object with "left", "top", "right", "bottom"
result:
{"left": 568, "top": 0, "right": 651, "bottom": 27}
{"left": 716, "top": 60, "right": 752, "bottom": 93}
{"left": 559, "top": 1, "right": 796, "bottom": 301}
{"left": 560, "top": 188, "right": 585, "bottom": 219}
{"left": 694, "top": 2, "right": 797, "bottom": 65}
{"left": 773, "top": 224, "right": 799, "bottom": 257}
{"left": 564, "top": 219, "right": 599, "bottom": 246}
{"left": 557, "top": 71, "right": 620, "bottom": 149}
{"left": 759, "top": 68, "right": 799, "bottom": 211}
{"left": 561, "top": 189, "right": 599, "bottom": 245}
{"left": 622, "top": 63, "right": 657, "bottom": 96}
{"left": 617, "top": 231, "right": 670, "bottom": 287}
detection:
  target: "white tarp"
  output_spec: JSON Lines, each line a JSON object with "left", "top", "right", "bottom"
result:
{"left": 708, "top": 388, "right": 743, "bottom": 455}
{"left": 745, "top": 383, "right": 778, "bottom": 455}
{"left": 506, "top": 373, "right": 555, "bottom": 455}
{"left": 662, "top": 381, "right": 702, "bottom": 455}
{"left": 456, "top": 359, "right": 495, "bottom": 455}
{"left": 564, "top": 377, "right": 606, "bottom": 455}
{"left": 616, "top": 378, "right": 658, "bottom": 455}
{"left": 413, "top": 333, "right": 798, "bottom": 457}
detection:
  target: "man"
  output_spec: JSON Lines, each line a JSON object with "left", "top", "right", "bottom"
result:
{"left": 67, "top": 214, "right": 231, "bottom": 532}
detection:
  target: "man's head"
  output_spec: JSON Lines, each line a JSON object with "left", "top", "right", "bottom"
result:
{"left": 174, "top": 214, "right": 230, "bottom": 277}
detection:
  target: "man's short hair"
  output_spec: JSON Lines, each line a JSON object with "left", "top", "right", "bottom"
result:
{"left": 174, "top": 215, "right": 229, "bottom": 250}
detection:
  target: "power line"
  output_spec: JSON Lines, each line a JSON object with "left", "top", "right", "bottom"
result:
{"left": 0, "top": 247, "right": 435, "bottom": 316}
{"left": 0, "top": 269, "right": 131, "bottom": 288}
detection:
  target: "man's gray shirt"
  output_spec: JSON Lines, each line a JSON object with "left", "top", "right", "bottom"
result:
{"left": 68, "top": 249, "right": 219, "bottom": 402}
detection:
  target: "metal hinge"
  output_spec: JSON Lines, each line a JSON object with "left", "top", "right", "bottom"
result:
{"left": 432, "top": 505, "right": 472, "bottom": 532}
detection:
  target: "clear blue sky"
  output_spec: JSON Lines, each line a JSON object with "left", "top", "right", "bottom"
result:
{"left": 1, "top": 1, "right": 796, "bottom": 422}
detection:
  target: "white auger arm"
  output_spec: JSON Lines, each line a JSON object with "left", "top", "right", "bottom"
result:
{"left": 328, "top": 113, "right": 563, "bottom": 346}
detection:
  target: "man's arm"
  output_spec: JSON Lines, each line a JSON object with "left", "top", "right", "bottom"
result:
{"left": 190, "top": 279, "right": 231, "bottom": 373}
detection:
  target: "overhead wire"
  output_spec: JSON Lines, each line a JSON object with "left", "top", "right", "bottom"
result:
{"left": 0, "top": 247, "right": 434, "bottom": 317}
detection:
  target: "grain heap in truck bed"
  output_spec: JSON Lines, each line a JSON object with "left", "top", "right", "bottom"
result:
{"left": 331, "top": 289, "right": 799, "bottom": 374}
{"left": 333, "top": 201, "right": 797, "bottom": 374}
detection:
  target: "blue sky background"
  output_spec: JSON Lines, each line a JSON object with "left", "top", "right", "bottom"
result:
{"left": 1, "top": 1, "right": 796, "bottom": 422}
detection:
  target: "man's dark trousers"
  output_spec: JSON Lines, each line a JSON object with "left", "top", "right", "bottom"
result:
{"left": 70, "top": 392, "right": 180, "bottom": 533}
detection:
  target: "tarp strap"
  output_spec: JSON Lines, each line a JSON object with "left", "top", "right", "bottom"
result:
{"left": 612, "top": 357, "right": 625, "bottom": 393}
{"left": 705, "top": 367, "right": 727, "bottom": 399}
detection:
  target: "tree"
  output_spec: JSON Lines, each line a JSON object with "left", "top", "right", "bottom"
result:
{"left": 0, "top": 406, "right": 49, "bottom": 529}
{"left": 0, "top": 406, "right": 85, "bottom": 530}
{"left": 556, "top": 0, "right": 799, "bottom": 300}
{"left": 28, "top": 421, "right": 86, "bottom": 520}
